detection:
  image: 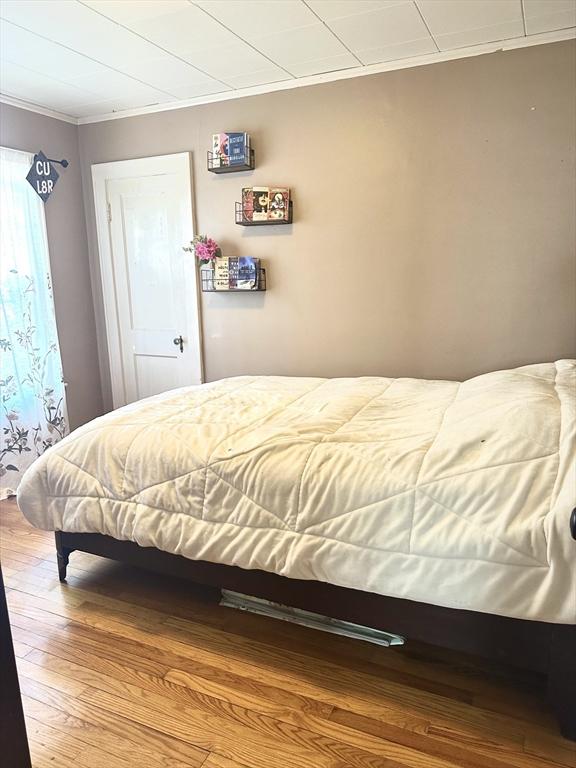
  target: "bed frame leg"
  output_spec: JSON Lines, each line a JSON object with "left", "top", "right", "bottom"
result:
{"left": 548, "top": 625, "right": 576, "bottom": 741}
{"left": 55, "top": 532, "right": 72, "bottom": 583}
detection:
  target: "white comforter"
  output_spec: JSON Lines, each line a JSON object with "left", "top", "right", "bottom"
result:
{"left": 18, "top": 361, "right": 576, "bottom": 624}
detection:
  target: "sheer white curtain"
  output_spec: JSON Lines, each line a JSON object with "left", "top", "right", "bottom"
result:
{"left": 0, "top": 146, "right": 67, "bottom": 498}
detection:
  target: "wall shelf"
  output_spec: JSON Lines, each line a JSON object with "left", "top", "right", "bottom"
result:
{"left": 207, "top": 149, "right": 255, "bottom": 174}
{"left": 201, "top": 267, "right": 266, "bottom": 292}
{"left": 235, "top": 200, "right": 292, "bottom": 226}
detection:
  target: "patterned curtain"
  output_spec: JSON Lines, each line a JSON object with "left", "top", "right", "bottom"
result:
{"left": 0, "top": 147, "right": 68, "bottom": 498}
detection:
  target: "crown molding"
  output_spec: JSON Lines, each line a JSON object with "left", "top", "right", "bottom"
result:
{"left": 0, "top": 93, "right": 78, "bottom": 125}
{"left": 1, "top": 27, "right": 574, "bottom": 128}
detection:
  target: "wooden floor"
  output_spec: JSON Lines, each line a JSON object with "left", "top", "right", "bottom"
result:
{"left": 1, "top": 498, "right": 574, "bottom": 768}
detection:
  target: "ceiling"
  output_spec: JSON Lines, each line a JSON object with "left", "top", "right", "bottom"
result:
{"left": 0, "top": 0, "right": 574, "bottom": 124}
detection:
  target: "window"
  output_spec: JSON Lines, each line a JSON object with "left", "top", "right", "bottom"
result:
{"left": 0, "top": 146, "right": 67, "bottom": 496}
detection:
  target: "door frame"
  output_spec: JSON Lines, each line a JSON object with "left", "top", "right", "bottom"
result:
{"left": 91, "top": 153, "right": 203, "bottom": 409}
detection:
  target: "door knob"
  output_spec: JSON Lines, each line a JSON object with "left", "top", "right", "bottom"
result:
{"left": 173, "top": 335, "right": 184, "bottom": 353}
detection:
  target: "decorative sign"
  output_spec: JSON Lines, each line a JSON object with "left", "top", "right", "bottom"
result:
{"left": 26, "top": 151, "right": 62, "bottom": 202}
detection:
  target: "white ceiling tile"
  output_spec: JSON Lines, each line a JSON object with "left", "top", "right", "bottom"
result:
{"left": 223, "top": 67, "right": 292, "bottom": 89}
{"left": 251, "top": 23, "right": 349, "bottom": 68}
{"left": 523, "top": 0, "right": 576, "bottom": 35}
{"left": 65, "top": 70, "right": 170, "bottom": 101}
{"left": 416, "top": 0, "right": 522, "bottom": 35}
{"left": 195, "top": 1, "right": 317, "bottom": 39}
{"left": 62, "top": 93, "right": 174, "bottom": 117}
{"left": 124, "top": 3, "right": 238, "bottom": 53}
{"left": 0, "top": 0, "right": 170, "bottom": 70}
{"left": 357, "top": 35, "right": 437, "bottom": 64}
{"left": 0, "top": 61, "right": 101, "bottom": 110}
{"left": 0, "top": 21, "right": 104, "bottom": 81}
{"left": 431, "top": 20, "right": 524, "bottom": 50}
{"left": 328, "top": 2, "right": 434, "bottom": 53}
{"left": 183, "top": 43, "right": 278, "bottom": 79}
{"left": 164, "top": 81, "right": 231, "bottom": 99}
{"left": 306, "top": 0, "right": 410, "bottom": 21}
{"left": 105, "top": 92, "right": 175, "bottom": 108}
{"left": 0, "top": 92, "right": 76, "bottom": 118}
{"left": 83, "top": 1, "right": 192, "bottom": 25}
{"left": 416, "top": 1, "right": 525, "bottom": 50}
{"left": 118, "top": 55, "right": 223, "bottom": 91}
{"left": 287, "top": 52, "right": 360, "bottom": 77}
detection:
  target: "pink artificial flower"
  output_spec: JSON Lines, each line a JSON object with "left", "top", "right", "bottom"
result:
{"left": 204, "top": 238, "right": 219, "bottom": 257}
{"left": 184, "top": 234, "right": 222, "bottom": 264}
{"left": 195, "top": 242, "right": 212, "bottom": 261}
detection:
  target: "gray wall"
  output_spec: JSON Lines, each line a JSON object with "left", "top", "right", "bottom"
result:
{"left": 0, "top": 103, "right": 103, "bottom": 428}
{"left": 79, "top": 40, "right": 576, "bottom": 412}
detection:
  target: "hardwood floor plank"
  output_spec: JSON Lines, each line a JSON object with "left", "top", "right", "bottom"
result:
{"left": 79, "top": 687, "right": 353, "bottom": 768}
{"left": 522, "top": 732, "right": 576, "bottom": 767}
{"left": 6, "top": 598, "right": 71, "bottom": 629}
{"left": 13, "top": 640, "right": 33, "bottom": 658}
{"left": 11, "top": 621, "right": 175, "bottom": 680}
{"left": 1, "top": 554, "right": 35, "bottom": 572}
{"left": 5, "top": 568, "right": 67, "bottom": 592}
{"left": 2, "top": 537, "right": 55, "bottom": 557}
{"left": 33, "top": 556, "right": 101, "bottom": 576}
{"left": 0, "top": 546, "right": 44, "bottom": 567}
{"left": 471, "top": 688, "right": 554, "bottom": 727}
{"left": 17, "top": 655, "right": 90, "bottom": 697}
{"left": 74, "top": 746, "right": 151, "bottom": 768}
{"left": 80, "top": 684, "right": 467, "bottom": 768}
{"left": 63, "top": 561, "right": 225, "bottom": 614}
{"left": 8, "top": 566, "right": 224, "bottom": 636}
{"left": 28, "top": 742, "right": 81, "bottom": 768}
{"left": 26, "top": 718, "right": 85, "bottom": 768}
{"left": 26, "top": 643, "right": 335, "bottom": 723}
{"left": 219, "top": 607, "right": 539, "bottom": 704}
{"left": 332, "top": 707, "right": 565, "bottom": 768}
{"left": 170, "top": 613, "right": 475, "bottom": 706}
{"left": 25, "top": 715, "right": 99, "bottom": 759}
{"left": 6, "top": 573, "right": 196, "bottom": 635}
{"left": 7, "top": 561, "right": 225, "bottom": 631}
{"left": 203, "top": 755, "right": 255, "bottom": 768}
{"left": 20, "top": 680, "right": 207, "bottom": 768}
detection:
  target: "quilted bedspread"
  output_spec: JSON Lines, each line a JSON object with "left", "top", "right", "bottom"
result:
{"left": 18, "top": 361, "right": 576, "bottom": 624}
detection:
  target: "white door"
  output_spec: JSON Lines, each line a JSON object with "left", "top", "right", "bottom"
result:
{"left": 92, "top": 153, "right": 202, "bottom": 408}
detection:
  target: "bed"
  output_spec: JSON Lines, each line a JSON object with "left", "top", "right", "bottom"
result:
{"left": 17, "top": 360, "right": 576, "bottom": 738}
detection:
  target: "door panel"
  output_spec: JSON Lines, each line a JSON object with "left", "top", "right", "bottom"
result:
{"left": 92, "top": 154, "right": 202, "bottom": 408}
{"left": 122, "top": 188, "right": 177, "bottom": 330}
{"left": 134, "top": 355, "right": 179, "bottom": 401}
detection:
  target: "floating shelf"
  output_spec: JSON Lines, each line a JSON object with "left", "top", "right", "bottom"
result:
{"left": 201, "top": 267, "right": 266, "bottom": 292}
{"left": 207, "top": 148, "right": 255, "bottom": 174}
{"left": 235, "top": 200, "right": 292, "bottom": 226}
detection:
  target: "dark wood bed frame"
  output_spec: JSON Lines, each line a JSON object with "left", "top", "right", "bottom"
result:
{"left": 55, "top": 514, "right": 576, "bottom": 741}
